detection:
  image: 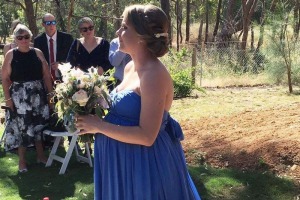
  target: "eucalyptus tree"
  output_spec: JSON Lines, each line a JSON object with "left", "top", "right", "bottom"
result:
{"left": 0, "top": 2, "right": 18, "bottom": 43}
{"left": 241, "top": 0, "right": 259, "bottom": 50}
{"left": 3, "top": 0, "right": 38, "bottom": 37}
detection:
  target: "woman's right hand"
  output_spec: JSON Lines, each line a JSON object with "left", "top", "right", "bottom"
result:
{"left": 5, "top": 99, "right": 14, "bottom": 112}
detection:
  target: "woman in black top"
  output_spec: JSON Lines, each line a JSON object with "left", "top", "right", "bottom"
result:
{"left": 2, "top": 24, "right": 53, "bottom": 173}
{"left": 67, "top": 17, "right": 113, "bottom": 75}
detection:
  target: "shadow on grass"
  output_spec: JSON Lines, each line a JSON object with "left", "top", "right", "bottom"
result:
{"left": 189, "top": 165, "right": 300, "bottom": 200}
{"left": 0, "top": 147, "right": 94, "bottom": 200}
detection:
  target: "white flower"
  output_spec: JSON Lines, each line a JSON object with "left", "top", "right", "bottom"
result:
{"left": 55, "top": 84, "right": 68, "bottom": 98}
{"left": 71, "top": 68, "right": 85, "bottom": 79}
{"left": 62, "top": 74, "right": 73, "bottom": 84}
{"left": 87, "top": 67, "right": 98, "bottom": 75}
{"left": 72, "top": 89, "right": 89, "bottom": 106}
{"left": 58, "top": 63, "right": 72, "bottom": 76}
{"left": 76, "top": 74, "right": 90, "bottom": 89}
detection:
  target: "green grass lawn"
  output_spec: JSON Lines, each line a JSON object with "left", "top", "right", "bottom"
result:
{"left": 0, "top": 136, "right": 299, "bottom": 200}
{"left": 0, "top": 146, "right": 94, "bottom": 200}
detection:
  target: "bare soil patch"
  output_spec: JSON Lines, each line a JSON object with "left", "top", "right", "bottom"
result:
{"left": 177, "top": 86, "right": 300, "bottom": 183}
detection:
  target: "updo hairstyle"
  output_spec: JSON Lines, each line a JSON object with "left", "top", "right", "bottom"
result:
{"left": 123, "top": 4, "right": 169, "bottom": 57}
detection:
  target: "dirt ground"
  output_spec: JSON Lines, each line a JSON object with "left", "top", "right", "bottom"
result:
{"left": 181, "top": 100, "right": 300, "bottom": 183}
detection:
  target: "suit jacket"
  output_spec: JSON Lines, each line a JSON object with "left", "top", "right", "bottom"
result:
{"left": 34, "top": 31, "right": 74, "bottom": 64}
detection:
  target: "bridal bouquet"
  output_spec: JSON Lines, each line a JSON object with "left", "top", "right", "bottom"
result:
{"left": 53, "top": 63, "right": 111, "bottom": 142}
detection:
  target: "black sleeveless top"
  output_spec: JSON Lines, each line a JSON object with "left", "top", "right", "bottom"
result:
{"left": 11, "top": 48, "right": 43, "bottom": 82}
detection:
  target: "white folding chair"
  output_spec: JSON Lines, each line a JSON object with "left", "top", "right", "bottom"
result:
{"left": 43, "top": 129, "right": 93, "bottom": 175}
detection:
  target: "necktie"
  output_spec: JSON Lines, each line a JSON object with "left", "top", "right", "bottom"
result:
{"left": 49, "top": 38, "right": 56, "bottom": 79}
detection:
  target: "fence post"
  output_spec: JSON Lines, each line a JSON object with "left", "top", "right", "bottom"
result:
{"left": 191, "top": 47, "right": 197, "bottom": 85}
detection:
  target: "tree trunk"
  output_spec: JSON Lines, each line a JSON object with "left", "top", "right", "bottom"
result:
{"left": 250, "top": 23, "right": 254, "bottom": 50}
{"left": 113, "top": 0, "right": 121, "bottom": 31}
{"left": 256, "top": 0, "right": 265, "bottom": 52}
{"left": 204, "top": 0, "right": 209, "bottom": 43}
{"left": 213, "top": 0, "right": 222, "bottom": 40}
{"left": 294, "top": 0, "right": 300, "bottom": 39}
{"left": 160, "top": 0, "right": 172, "bottom": 46}
{"left": 197, "top": 0, "right": 204, "bottom": 45}
{"left": 24, "top": 0, "right": 38, "bottom": 38}
{"left": 241, "top": 0, "right": 258, "bottom": 50}
{"left": 218, "top": 0, "right": 235, "bottom": 42}
{"left": 198, "top": 19, "right": 204, "bottom": 45}
{"left": 178, "top": 1, "right": 183, "bottom": 44}
{"left": 67, "top": 0, "right": 75, "bottom": 33}
{"left": 185, "top": 0, "right": 190, "bottom": 43}
{"left": 54, "top": 0, "right": 66, "bottom": 32}
{"left": 270, "top": 0, "right": 277, "bottom": 12}
{"left": 99, "top": 0, "right": 108, "bottom": 38}
{"left": 176, "top": 0, "right": 180, "bottom": 51}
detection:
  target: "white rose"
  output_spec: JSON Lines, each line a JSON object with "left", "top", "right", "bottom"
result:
{"left": 58, "top": 63, "right": 72, "bottom": 75}
{"left": 70, "top": 68, "right": 83, "bottom": 78}
{"left": 72, "top": 89, "right": 89, "bottom": 106}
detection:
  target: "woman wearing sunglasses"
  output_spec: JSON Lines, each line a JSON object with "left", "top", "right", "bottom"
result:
{"left": 3, "top": 20, "right": 34, "bottom": 57}
{"left": 67, "top": 17, "right": 113, "bottom": 75}
{"left": 1, "top": 24, "right": 53, "bottom": 173}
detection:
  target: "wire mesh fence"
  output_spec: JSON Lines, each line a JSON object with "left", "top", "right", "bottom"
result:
{"left": 184, "top": 41, "right": 300, "bottom": 86}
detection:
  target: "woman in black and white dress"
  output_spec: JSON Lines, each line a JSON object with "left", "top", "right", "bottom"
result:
{"left": 2, "top": 24, "right": 53, "bottom": 173}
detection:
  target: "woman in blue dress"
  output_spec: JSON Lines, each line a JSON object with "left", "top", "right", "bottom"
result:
{"left": 77, "top": 4, "right": 201, "bottom": 200}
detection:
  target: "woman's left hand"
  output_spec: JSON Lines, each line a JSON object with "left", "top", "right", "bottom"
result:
{"left": 76, "top": 114, "right": 102, "bottom": 135}
{"left": 97, "top": 67, "right": 104, "bottom": 75}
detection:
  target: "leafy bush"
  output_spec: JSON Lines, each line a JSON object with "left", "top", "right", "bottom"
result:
{"left": 171, "top": 67, "right": 194, "bottom": 98}
{"left": 163, "top": 48, "right": 204, "bottom": 98}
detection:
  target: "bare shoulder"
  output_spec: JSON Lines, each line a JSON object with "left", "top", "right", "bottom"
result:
{"left": 141, "top": 60, "right": 173, "bottom": 91}
{"left": 4, "top": 49, "right": 14, "bottom": 60}
{"left": 34, "top": 48, "right": 43, "bottom": 56}
{"left": 34, "top": 48, "right": 46, "bottom": 61}
{"left": 96, "top": 37, "right": 103, "bottom": 44}
{"left": 2, "top": 50, "right": 13, "bottom": 68}
{"left": 3, "top": 43, "right": 10, "bottom": 49}
{"left": 78, "top": 37, "right": 84, "bottom": 43}
{"left": 147, "top": 60, "right": 171, "bottom": 81}
{"left": 124, "top": 61, "right": 133, "bottom": 73}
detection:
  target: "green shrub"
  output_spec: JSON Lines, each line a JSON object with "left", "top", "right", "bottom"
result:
{"left": 171, "top": 68, "right": 194, "bottom": 98}
{"left": 163, "top": 48, "right": 203, "bottom": 98}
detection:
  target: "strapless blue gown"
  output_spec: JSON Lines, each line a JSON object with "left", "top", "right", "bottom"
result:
{"left": 94, "top": 90, "right": 201, "bottom": 200}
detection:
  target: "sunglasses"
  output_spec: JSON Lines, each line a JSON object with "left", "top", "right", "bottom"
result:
{"left": 43, "top": 21, "right": 57, "bottom": 26}
{"left": 16, "top": 35, "right": 30, "bottom": 41}
{"left": 80, "top": 26, "right": 94, "bottom": 32}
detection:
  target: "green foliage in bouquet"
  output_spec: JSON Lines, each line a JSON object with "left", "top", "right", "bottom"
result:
{"left": 53, "top": 63, "right": 111, "bottom": 142}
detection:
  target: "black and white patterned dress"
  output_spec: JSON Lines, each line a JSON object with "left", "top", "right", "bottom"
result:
{"left": 5, "top": 48, "right": 49, "bottom": 151}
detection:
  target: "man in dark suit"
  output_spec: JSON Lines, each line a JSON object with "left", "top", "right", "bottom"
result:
{"left": 34, "top": 13, "right": 74, "bottom": 148}
{"left": 34, "top": 13, "right": 73, "bottom": 81}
